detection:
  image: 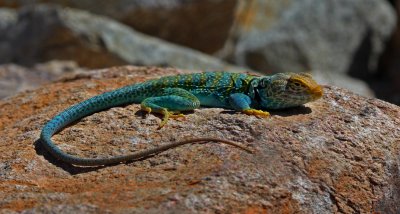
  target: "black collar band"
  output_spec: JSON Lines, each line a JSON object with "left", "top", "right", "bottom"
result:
{"left": 254, "top": 88, "right": 262, "bottom": 104}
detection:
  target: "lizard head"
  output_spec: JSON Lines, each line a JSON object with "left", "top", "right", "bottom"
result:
{"left": 252, "top": 72, "right": 323, "bottom": 109}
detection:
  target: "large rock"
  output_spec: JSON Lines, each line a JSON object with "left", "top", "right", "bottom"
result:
{"left": 228, "top": 0, "right": 396, "bottom": 75}
{"left": 0, "top": 0, "right": 237, "bottom": 54}
{"left": 0, "top": 5, "right": 243, "bottom": 71}
{"left": 0, "top": 66, "right": 398, "bottom": 213}
{"left": 217, "top": 0, "right": 395, "bottom": 98}
{"left": 0, "top": 1, "right": 393, "bottom": 99}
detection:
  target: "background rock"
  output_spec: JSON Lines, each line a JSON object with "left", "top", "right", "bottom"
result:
{"left": 218, "top": 0, "right": 395, "bottom": 98}
{"left": 0, "top": 61, "right": 85, "bottom": 99}
{"left": 376, "top": 0, "right": 400, "bottom": 105}
{"left": 0, "top": 0, "right": 238, "bottom": 54}
{"left": 0, "top": 66, "right": 398, "bottom": 213}
{"left": 0, "top": 8, "right": 16, "bottom": 29}
{"left": 227, "top": 0, "right": 396, "bottom": 76}
{"left": 0, "top": 1, "right": 398, "bottom": 103}
{"left": 312, "top": 70, "right": 375, "bottom": 97}
{"left": 0, "top": 5, "right": 243, "bottom": 71}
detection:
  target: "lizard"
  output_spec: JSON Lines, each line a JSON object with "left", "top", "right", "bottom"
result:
{"left": 40, "top": 71, "right": 323, "bottom": 166}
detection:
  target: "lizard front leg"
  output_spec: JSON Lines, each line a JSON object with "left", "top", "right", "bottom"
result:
{"left": 140, "top": 88, "right": 200, "bottom": 128}
{"left": 228, "top": 93, "right": 270, "bottom": 118}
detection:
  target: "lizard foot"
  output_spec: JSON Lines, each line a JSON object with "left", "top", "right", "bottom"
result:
{"left": 158, "top": 110, "right": 186, "bottom": 129}
{"left": 242, "top": 109, "right": 270, "bottom": 118}
{"left": 141, "top": 105, "right": 152, "bottom": 114}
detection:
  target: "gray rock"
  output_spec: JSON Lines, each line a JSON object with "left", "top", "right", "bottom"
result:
{"left": 0, "top": 5, "right": 244, "bottom": 71}
{"left": 0, "top": 61, "right": 84, "bottom": 99}
{"left": 0, "top": 0, "right": 238, "bottom": 54}
{"left": 227, "top": 0, "right": 396, "bottom": 83}
{"left": 0, "top": 8, "right": 17, "bottom": 30}
{"left": 313, "top": 70, "right": 375, "bottom": 97}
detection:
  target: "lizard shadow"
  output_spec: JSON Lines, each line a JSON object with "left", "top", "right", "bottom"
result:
{"left": 34, "top": 106, "right": 310, "bottom": 174}
{"left": 267, "top": 105, "right": 312, "bottom": 117}
{"left": 220, "top": 105, "right": 312, "bottom": 117}
{"left": 34, "top": 139, "right": 156, "bottom": 175}
{"left": 134, "top": 109, "right": 195, "bottom": 119}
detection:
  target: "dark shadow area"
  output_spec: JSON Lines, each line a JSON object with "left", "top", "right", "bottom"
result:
{"left": 134, "top": 109, "right": 149, "bottom": 118}
{"left": 34, "top": 139, "right": 107, "bottom": 174}
{"left": 267, "top": 105, "right": 312, "bottom": 117}
{"left": 134, "top": 109, "right": 195, "bottom": 119}
{"left": 348, "top": 29, "right": 372, "bottom": 80}
{"left": 220, "top": 105, "right": 312, "bottom": 117}
{"left": 349, "top": 24, "right": 400, "bottom": 105}
{"left": 219, "top": 109, "right": 239, "bottom": 115}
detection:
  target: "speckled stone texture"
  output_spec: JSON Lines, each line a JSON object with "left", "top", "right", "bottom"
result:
{"left": 0, "top": 66, "right": 399, "bottom": 213}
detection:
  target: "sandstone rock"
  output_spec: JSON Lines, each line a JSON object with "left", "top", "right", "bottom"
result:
{"left": 0, "top": 5, "right": 242, "bottom": 71}
{"left": 0, "top": 61, "right": 85, "bottom": 99}
{"left": 0, "top": 66, "right": 398, "bottom": 213}
{"left": 0, "top": 0, "right": 237, "bottom": 54}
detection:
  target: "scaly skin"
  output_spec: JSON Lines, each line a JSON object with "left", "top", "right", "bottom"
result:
{"left": 40, "top": 71, "right": 323, "bottom": 166}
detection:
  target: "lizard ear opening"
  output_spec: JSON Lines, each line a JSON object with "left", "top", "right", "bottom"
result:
{"left": 248, "top": 78, "right": 261, "bottom": 100}
{"left": 258, "top": 77, "right": 270, "bottom": 88}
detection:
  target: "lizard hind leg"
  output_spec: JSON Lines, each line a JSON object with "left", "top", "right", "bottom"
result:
{"left": 140, "top": 88, "right": 200, "bottom": 128}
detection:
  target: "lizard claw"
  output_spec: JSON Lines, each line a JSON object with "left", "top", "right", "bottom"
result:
{"left": 169, "top": 113, "right": 186, "bottom": 120}
{"left": 242, "top": 109, "right": 270, "bottom": 118}
{"left": 158, "top": 113, "right": 169, "bottom": 129}
{"left": 158, "top": 110, "right": 185, "bottom": 129}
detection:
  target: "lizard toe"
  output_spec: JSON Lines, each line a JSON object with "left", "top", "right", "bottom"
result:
{"left": 158, "top": 110, "right": 185, "bottom": 129}
{"left": 141, "top": 105, "right": 152, "bottom": 114}
{"left": 169, "top": 113, "right": 186, "bottom": 120}
{"left": 242, "top": 109, "right": 270, "bottom": 118}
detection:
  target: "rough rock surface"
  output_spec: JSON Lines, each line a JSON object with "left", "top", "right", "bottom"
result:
{"left": 0, "top": 66, "right": 399, "bottom": 213}
{"left": 0, "top": 0, "right": 237, "bottom": 54}
{"left": 0, "top": 5, "right": 242, "bottom": 71}
{"left": 0, "top": 61, "right": 86, "bottom": 99}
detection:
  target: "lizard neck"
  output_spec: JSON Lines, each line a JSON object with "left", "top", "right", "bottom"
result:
{"left": 247, "top": 77, "right": 263, "bottom": 106}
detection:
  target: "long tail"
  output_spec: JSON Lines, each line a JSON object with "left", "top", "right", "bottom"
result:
{"left": 40, "top": 86, "right": 252, "bottom": 166}
{"left": 40, "top": 85, "right": 141, "bottom": 166}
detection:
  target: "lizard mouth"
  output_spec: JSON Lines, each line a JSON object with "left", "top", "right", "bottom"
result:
{"left": 310, "top": 85, "right": 323, "bottom": 99}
